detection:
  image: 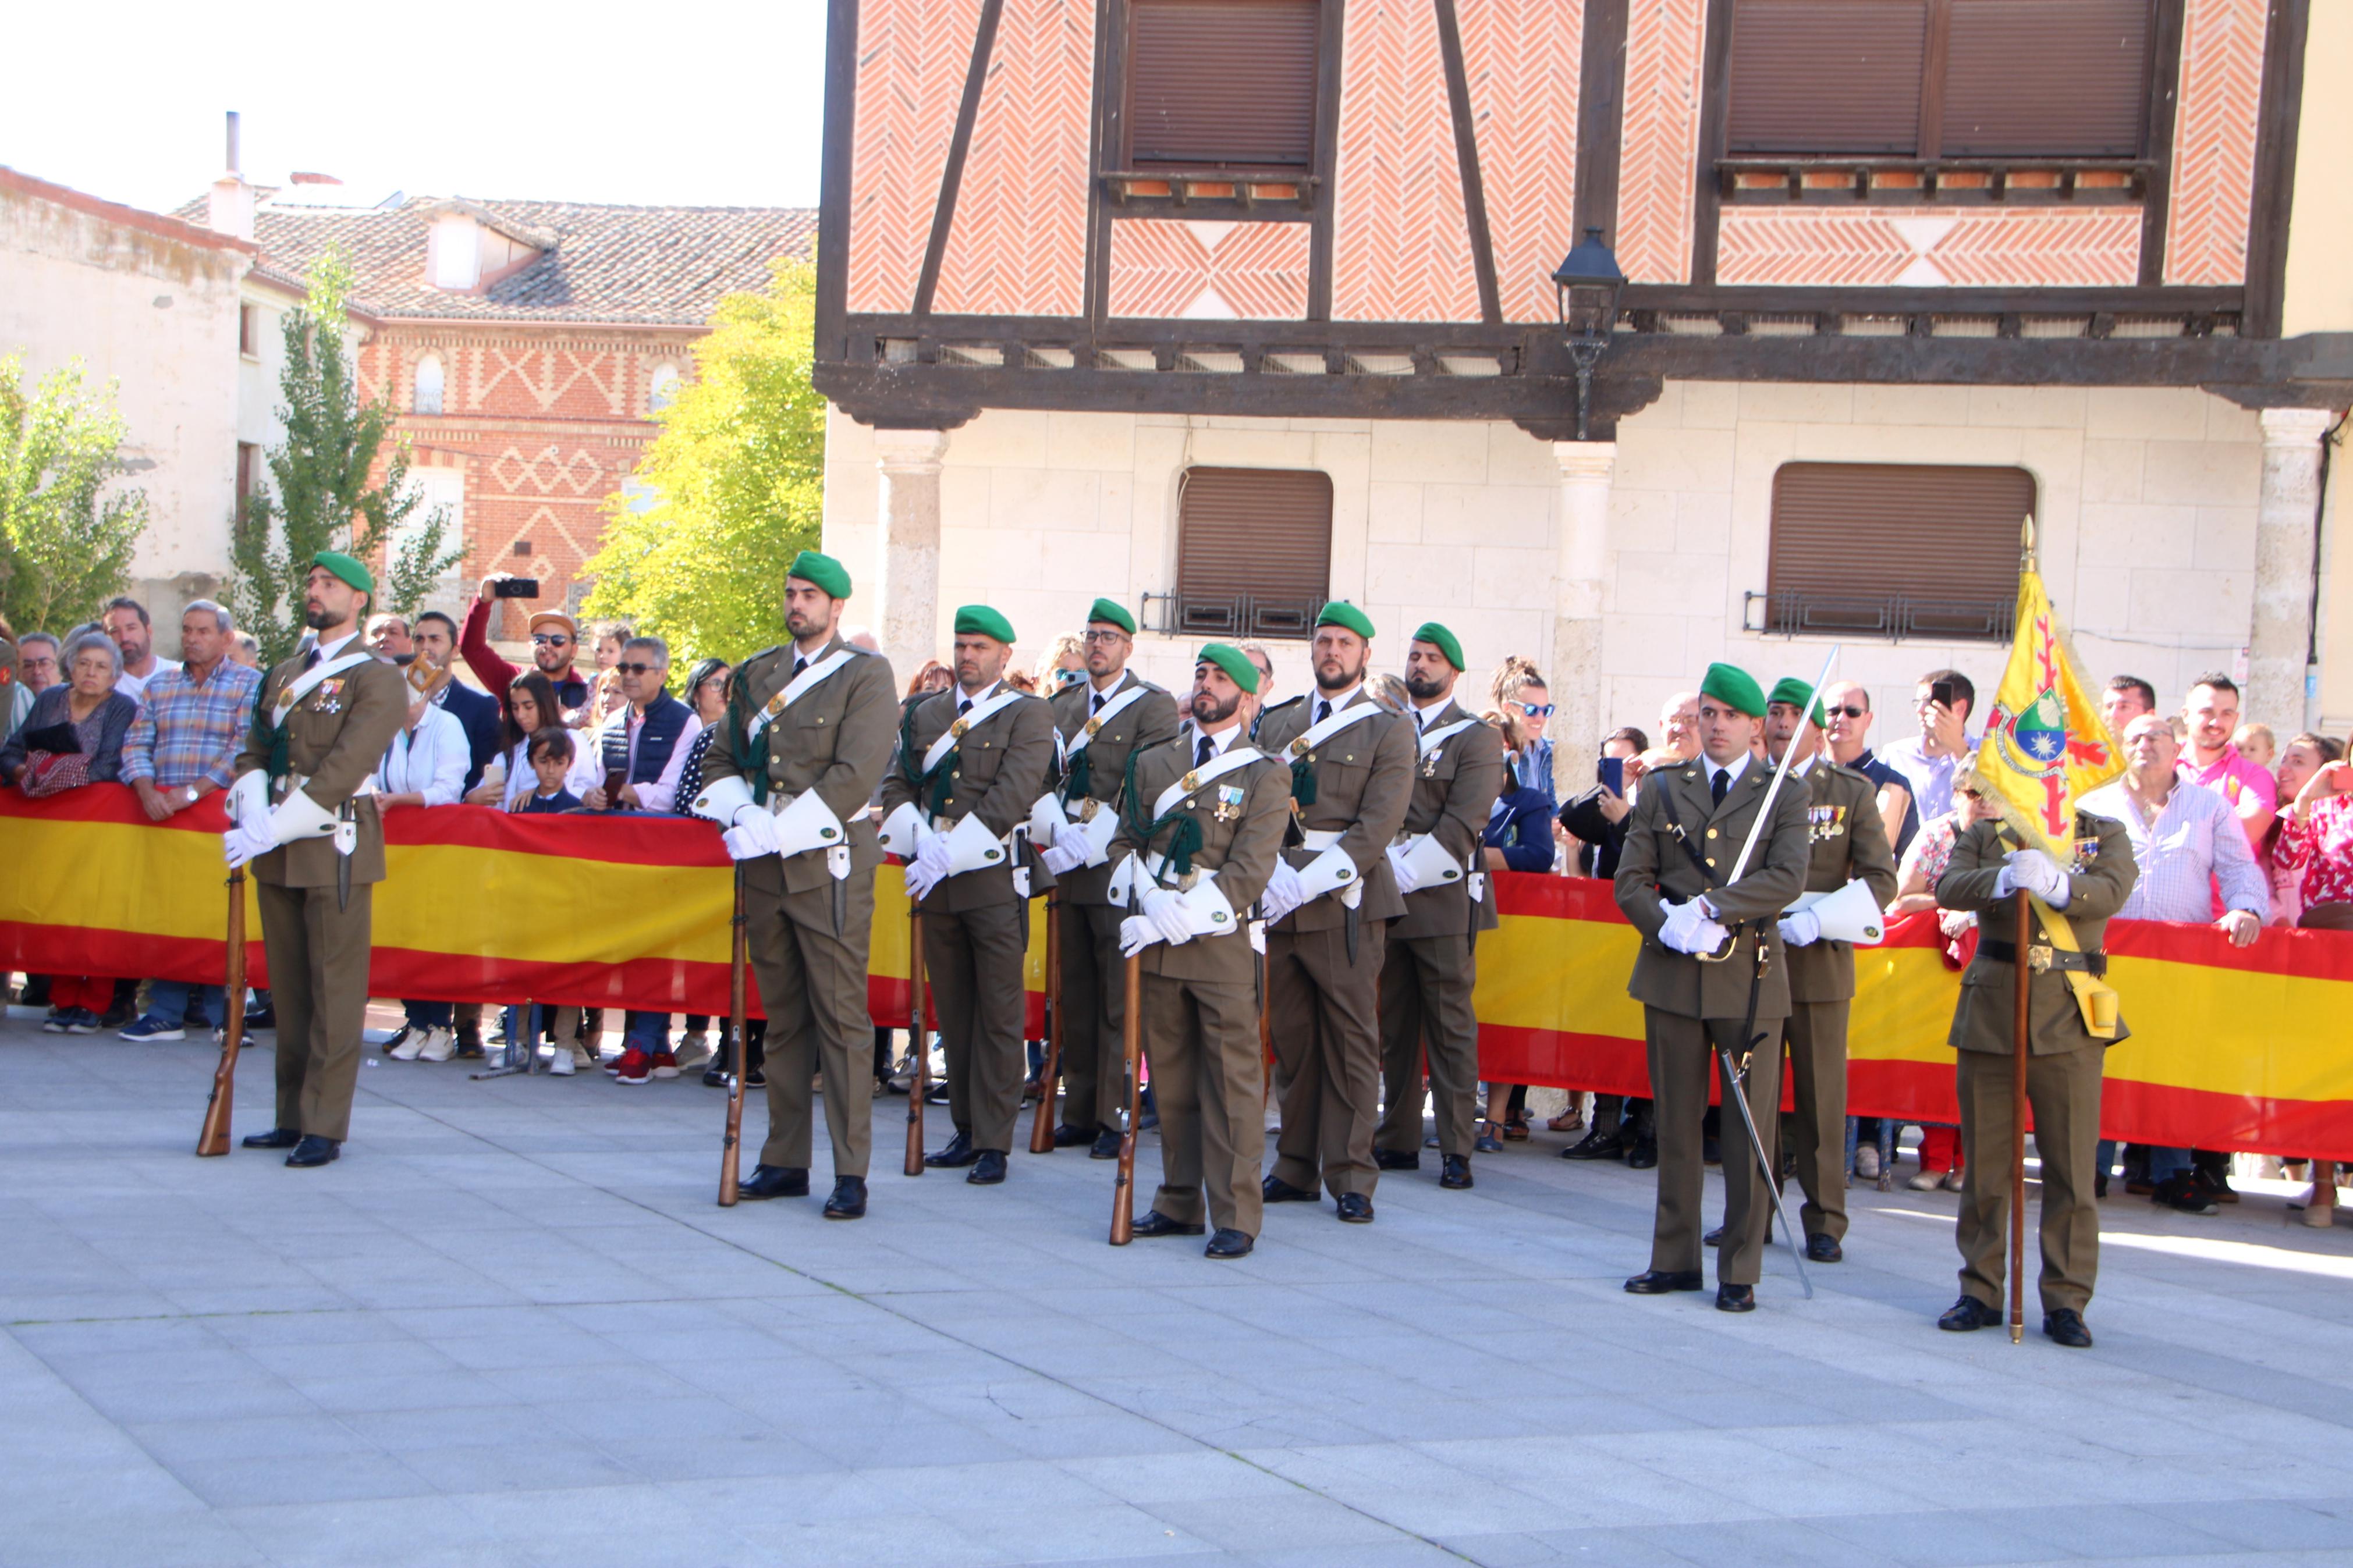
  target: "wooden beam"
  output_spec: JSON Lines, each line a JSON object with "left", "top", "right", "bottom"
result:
{"left": 813, "top": 0, "right": 863, "bottom": 364}
{"left": 1434, "top": 0, "right": 1500, "bottom": 325}
{"left": 2242, "top": 0, "right": 2312, "bottom": 337}
{"left": 2139, "top": 0, "right": 2188, "bottom": 287}
{"left": 1308, "top": 0, "right": 1347, "bottom": 321}
{"left": 1083, "top": 0, "right": 1118, "bottom": 327}
{"left": 1690, "top": 0, "right": 1736, "bottom": 286}
{"left": 913, "top": 0, "right": 1005, "bottom": 318}
{"left": 1573, "top": 0, "right": 1630, "bottom": 244}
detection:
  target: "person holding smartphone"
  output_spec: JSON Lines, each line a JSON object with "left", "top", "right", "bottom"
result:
{"left": 460, "top": 575, "right": 591, "bottom": 716}
{"left": 1880, "top": 669, "right": 1981, "bottom": 827}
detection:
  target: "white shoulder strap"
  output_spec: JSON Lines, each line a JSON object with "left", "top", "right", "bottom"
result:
{"left": 1417, "top": 716, "right": 1481, "bottom": 756}
{"left": 1063, "top": 682, "right": 1149, "bottom": 755}
{"left": 1149, "top": 745, "right": 1262, "bottom": 822}
{"left": 920, "top": 688, "right": 1026, "bottom": 775}
{"left": 1287, "top": 698, "right": 1382, "bottom": 758}
{"left": 746, "top": 648, "right": 857, "bottom": 743}
{"left": 269, "top": 650, "right": 376, "bottom": 729}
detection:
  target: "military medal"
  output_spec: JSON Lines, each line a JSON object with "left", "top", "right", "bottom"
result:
{"left": 1215, "top": 783, "right": 1244, "bottom": 822}
{"left": 1421, "top": 750, "right": 1442, "bottom": 778}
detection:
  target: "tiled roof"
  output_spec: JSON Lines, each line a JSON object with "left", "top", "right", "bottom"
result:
{"left": 173, "top": 191, "right": 817, "bottom": 326}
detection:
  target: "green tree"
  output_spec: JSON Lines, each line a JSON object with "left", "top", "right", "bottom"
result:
{"left": 229, "top": 250, "right": 461, "bottom": 663}
{"left": 582, "top": 258, "right": 825, "bottom": 666}
{"left": 0, "top": 355, "right": 150, "bottom": 634}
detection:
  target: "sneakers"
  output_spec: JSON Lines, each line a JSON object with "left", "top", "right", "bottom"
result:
{"left": 1908, "top": 1168, "right": 1945, "bottom": 1192}
{"left": 387, "top": 1025, "right": 427, "bottom": 1061}
{"left": 612, "top": 1048, "right": 653, "bottom": 1085}
{"left": 1944, "top": 1168, "right": 1966, "bottom": 1192}
{"left": 118, "top": 1015, "right": 186, "bottom": 1042}
{"left": 674, "top": 1032, "right": 713, "bottom": 1070}
{"left": 42, "top": 1008, "right": 97, "bottom": 1034}
{"left": 651, "top": 1051, "right": 680, "bottom": 1080}
{"left": 2152, "top": 1172, "right": 2219, "bottom": 1215}
{"left": 417, "top": 1028, "right": 457, "bottom": 1063}
{"left": 548, "top": 1047, "right": 576, "bottom": 1077}
{"left": 1854, "top": 1145, "right": 1882, "bottom": 1179}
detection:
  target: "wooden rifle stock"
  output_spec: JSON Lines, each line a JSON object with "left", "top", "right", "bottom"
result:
{"left": 1109, "top": 950, "right": 1143, "bottom": 1245}
{"left": 904, "top": 903, "right": 928, "bottom": 1176}
{"left": 718, "top": 865, "right": 748, "bottom": 1207}
{"left": 196, "top": 867, "right": 247, "bottom": 1157}
{"left": 1258, "top": 944, "right": 1273, "bottom": 1110}
{"left": 1030, "top": 893, "right": 1063, "bottom": 1154}
{"left": 2010, "top": 888, "right": 2029, "bottom": 1345}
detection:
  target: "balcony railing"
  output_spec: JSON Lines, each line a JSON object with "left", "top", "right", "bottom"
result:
{"left": 1744, "top": 589, "right": 2015, "bottom": 644}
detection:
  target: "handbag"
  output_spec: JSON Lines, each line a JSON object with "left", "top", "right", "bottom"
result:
{"left": 19, "top": 748, "right": 93, "bottom": 798}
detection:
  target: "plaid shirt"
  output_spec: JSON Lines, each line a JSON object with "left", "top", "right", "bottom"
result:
{"left": 119, "top": 659, "right": 262, "bottom": 790}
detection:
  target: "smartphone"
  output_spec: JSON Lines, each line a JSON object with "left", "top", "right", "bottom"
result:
{"left": 492, "top": 577, "right": 541, "bottom": 599}
{"left": 599, "top": 767, "right": 626, "bottom": 806}
{"left": 1598, "top": 756, "right": 1626, "bottom": 797}
{"left": 1929, "top": 680, "right": 1957, "bottom": 710}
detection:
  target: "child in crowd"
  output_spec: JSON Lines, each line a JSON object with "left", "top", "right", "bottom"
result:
{"left": 2234, "top": 721, "right": 2277, "bottom": 769}
{"left": 516, "top": 728, "right": 583, "bottom": 815}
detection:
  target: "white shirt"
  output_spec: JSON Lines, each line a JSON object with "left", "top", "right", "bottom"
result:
{"left": 1186, "top": 721, "right": 1245, "bottom": 762}
{"left": 496, "top": 737, "right": 600, "bottom": 808}
{"left": 115, "top": 658, "right": 179, "bottom": 703}
{"left": 1310, "top": 685, "right": 1361, "bottom": 726}
{"left": 1703, "top": 749, "right": 1752, "bottom": 799}
{"left": 956, "top": 680, "right": 1004, "bottom": 714}
{"left": 378, "top": 703, "right": 470, "bottom": 806}
{"left": 1410, "top": 699, "right": 1449, "bottom": 732}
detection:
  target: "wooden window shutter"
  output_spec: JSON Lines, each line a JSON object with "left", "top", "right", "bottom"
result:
{"left": 1127, "top": 0, "right": 1321, "bottom": 170}
{"left": 1766, "top": 463, "right": 2034, "bottom": 642}
{"left": 1726, "top": 0, "right": 1928, "bottom": 155}
{"left": 1176, "top": 467, "right": 1332, "bottom": 640}
{"left": 1940, "top": 0, "right": 2153, "bottom": 157}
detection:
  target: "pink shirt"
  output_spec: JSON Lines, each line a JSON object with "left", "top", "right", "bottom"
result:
{"left": 2178, "top": 746, "right": 2277, "bottom": 841}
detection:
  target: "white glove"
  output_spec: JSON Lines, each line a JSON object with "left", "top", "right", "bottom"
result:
{"left": 1142, "top": 888, "right": 1193, "bottom": 947}
{"left": 1040, "top": 840, "right": 1088, "bottom": 877}
{"left": 1665, "top": 916, "right": 1730, "bottom": 956}
{"left": 914, "top": 831, "right": 953, "bottom": 881}
{"left": 222, "top": 816, "right": 275, "bottom": 869}
{"left": 1999, "top": 847, "right": 2067, "bottom": 904}
{"left": 1658, "top": 898, "right": 1703, "bottom": 951}
{"left": 1261, "top": 860, "right": 1307, "bottom": 925}
{"left": 1119, "top": 916, "right": 1156, "bottom": 958}
{"left": 1777, "top": 908, "right": 1822, "bottom": 948}
{"left": 1386, "top": 843, "right": 1422, "bottom": 898}
{"left": 904, "top": 855, "right": 946, "bottom": 901}
{"left": 721, "top": 808, "right": 782, "bottom": 861}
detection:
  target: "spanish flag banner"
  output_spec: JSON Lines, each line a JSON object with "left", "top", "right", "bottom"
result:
{"left": 1970, "top": 535, "right": 2124, "bottom": 856}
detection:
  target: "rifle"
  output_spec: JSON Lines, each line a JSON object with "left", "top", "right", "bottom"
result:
{"left": 717, "top": 865, "right": 748, "bottom": 1207}
{"left": 904, "top": 902, "right": 929, "bottom": 1176}
{"left": 1109, "top": 950, "right": 1143, "bottom": 1244}
{"left": 1258, "top": 943, "right": 1273, "bottom": 1110}
{"left": 2009, "top": 887, "right": 2029, "bottom": 1343}
{"left": 1029, "top": 891, "right": 1063, "bottom": 1154}
{"left": 196, "top": 866, "right": 247, "bottom": 1158}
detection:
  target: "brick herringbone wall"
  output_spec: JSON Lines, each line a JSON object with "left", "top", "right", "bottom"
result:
{"left": 846, "top": 0, "right": 986, "bottom": 314}
{"left": 1614, "top": 0, "right": 1708, "bottom": 284}
{"left": 1333, "top": 0, "right": 1481, "bottom": 322}
{"left": 2164, "top": 0, "right": 2266, "bottom": 286}
{"left": 934, "top": 0, "right": 1094, "bottom": 317}
{"left": 1460, "top": 0, "right": 1582, "bottom": 322}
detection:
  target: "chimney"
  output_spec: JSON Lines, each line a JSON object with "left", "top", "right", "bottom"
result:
{"left": 207, "top": 110, "right": 254, "bottom": 241}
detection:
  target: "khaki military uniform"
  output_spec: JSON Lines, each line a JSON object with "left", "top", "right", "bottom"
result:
{"left": 1935, "top": 812, "right": 2135, "bottom": 1317}
{"left": 1113, "top": 730, "right": 1291, "bottom": 1235}
{"left": 879, "top": 682, "right": 1057, "bottom": 1155}
{"left": 232, "top": 642, "right": 409, "bottom": 1143}
{"left": 1046, "top": 671, "right": 1181, "bottom": 1134}
{"left": 1255, "top": 690, "right": 1414, "bottom": 1200}
{"left": 1612, "top": 757, "right": 1812, "bottom": 1286}
{"left": 1374, "top": 702, "right": 1506, "bottom": 1163}
{"left": 1779, "top": 759, "right": 1900, "bottom": 1243}
{"left": 700, "top": 636, "right": 899, "bottom": 1178}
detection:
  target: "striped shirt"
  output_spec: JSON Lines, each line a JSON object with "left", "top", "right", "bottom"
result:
{"left": 2078, "top": 776, "right": 2269, "bottom": 923}
{"left": 119, "top": 659, "right": 262, "bottom": 790}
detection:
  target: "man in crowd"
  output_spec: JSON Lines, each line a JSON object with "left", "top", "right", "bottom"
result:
{"left": 1115, "top": 645, "right": 1290, "bottom": 1258}
{"left": 367, "top": 614, "right": 413, "bottom": 662}
{"left": 117, "top": 600, "right": 264, "bottom": 1042}
{"left": 882, "top": 606, "right": 1056, "bottom": 1186}
{"left": 1656, "top": 691, "right": 1701, "bottom": 762}
{"left": 2179, "top": 672, "right": 2274, "bottom": 852}
{"left": 413, "top": 611, "right": 502, "bottom": 793}
{"left": 462, "top": 575, "right": 592, "bottom": 716}
{"left": 17, "top": 632, "right": 60, "bottom": 695}
{"left": 1257, "top": 602, "right": 1414, "bottom": 1224}
{"left": 104, "top": 596, "right": 175, "bottom": 703}
{"left": 697, "top": 550, "right": 898, "bottom": 1219}
{"left": 1372, "top": 623, "right": 1505, "bottom": 1190}
{"left": 1883, "top": 669, "right": 1981, "bottom": 824}
{"left": 1037, "top": 598, "right": 1181, "bottom": 1157}
{"left": 1820, "top": 680, "right": 1914, "bottom": 859}
{"left": 229, "top": 631, "right": 261, "bottom": 670}
{"left": 378, "top": 660, "right": 477, "bottom": 1064}
{"left": 1614, "top": 664, "right": 1811, "bottom": 1313}
{"left": 2102, "top": 675, "right": 2155, "bottom": 740}
{"left": 224, "top": 553, "right": 408, "bottom": 1168}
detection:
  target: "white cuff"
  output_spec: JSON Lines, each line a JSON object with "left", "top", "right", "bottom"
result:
{"left": 941, "top": 811, "right": 1009, "bottom": 876}
{"left": 691, "top": 773, "right": 756, "bottom": 826}
{"left": 1106, "top": 851, "right": 1139, "bottom": 907}
{"left": 228, "top": 770, "right": 269, "bottom": 826}
{"left": 1394, "top": 832, "right": 1468, "bottom": 891}
{"left": 268, "top": 787, "right": 338, "bottom": 847}
{"left": 1294, "top": 845, "right": 1360, "bottom": 904}
{"left": 878, "top": 801, "right": 928, "bottom": 859}
{"left": 773, "top": 789, "right": 846, "bottom": 856}
{"left": 1077, "top": 805, "right": 1123, "bottom": 867}
{"left": 1028, "top": 791, "right": 1064, "bottom": 848}
{"left": 1174, "top": 872, "right": 1238, "bottom": 937}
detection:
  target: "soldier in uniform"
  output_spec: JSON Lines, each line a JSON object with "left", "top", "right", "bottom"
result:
{"left": 1255, "top": 602, "right": 1414, "bottom": 1222}
{"left": 879, "top": 606, "right": 1057, "bottom": 1185}
{"left": 1933, "top": 805, "right": 2134, "bottom": 1347}
{"left": 223, "top": 553, "right": 409, "bottom": 1167}
{"left": 694, "top": 549, "right": 899, "bottom": 1219}
{"left": 1037, "top": 598, "right": 1181, "bottom": 1157}
{"left": 1112, "top": 645, "right": 1291, "bottom": 1257}
{"left": 1613, "top": 664, "right": 1811, "bottom": 1311}
{"left": 1371, "top": 623, "right": 1506, "bottom": 1190}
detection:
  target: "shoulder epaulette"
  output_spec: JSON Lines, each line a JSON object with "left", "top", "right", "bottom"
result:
{"left": 1264, "top": 695, "right": 1306, "bottom": 714}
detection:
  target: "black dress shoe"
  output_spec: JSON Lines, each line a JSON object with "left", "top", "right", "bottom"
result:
{"left": 1374, "top": 1149, "right": 1420, "bottom": 1171}
{"left": 1053, "top": 1123, "right": 1096, "bottom": 1149}
{"left": 1938, "top": 1295, "right": 2003, "bottom": 1332}
{"left": 822, "top": 1176, "right": 867, "bottom": 1219}
{"left": 1089, "top": 1128, "right": 1123, "bottom": 1160}
{"left": 2043, "top": 1309, "right": 2094, "bottom": 1348}
{"left": 702, "top": 1060, "right": 729, "bottom": 1089}
{"left": 1205, "top": 1228, "right": 1254, "bottom": 1258}
{"left": 1559, "top": 1128, "right": 1627, "bottom": 1161}
{"left": 739, "top": 1165, "right": 810, "bottom": 1200}
{"left": 1132, "top": 1210, "right": 1206, "bottom": 1238}
{"left": 1262, "top": 1175, "right": 1318, "bottom": 1204}
{"left": 242, "top": 1127, "right": 302, "bottom": 1150}
{"left": 285, "top": 1135, "right": 340, "bottom": 1168}
{"left": 1623, "top": 1269, "right": 1704, "bottom": 1295}
{"left": 1439, "top": 1154, "right": 1472, "bottom": 1190}
{"left": 1716, "top": 1283, "right": 1756, "bottom": 1313}
{"left": 1335, "top": 1193, "right": 1374, "bottom": 1224}
{"left": 1703, "top": 1225, "right": 1724, "bottom": 1247}
{"left": 1806, "top": 1232, "right": 1843, "bottom": 1263}
{"left": 966, "top": 1150, "right": 1008, "bottom": 1185}
{"left": 1626, "top": 1137, "right": 1659, "bottom": 1170}
{"left": 924, "top": 1131, "right": 979, "bottom": 1168}
{"left": 2094, "top": 1172, "right": 2109, "bottom": 1199}
{"left": 925, "top": 1080, "right": 952, "bottom": 1104}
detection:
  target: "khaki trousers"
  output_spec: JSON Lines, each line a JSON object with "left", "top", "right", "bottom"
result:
{"left": 1375, "top": 932, "right": 1480, "bottom": 1159}
{"left": 257, "top": 880, "right": 372, "bottom": 1144}
{"left": 748, "top": 869, "right": 876, "bottom": 1178}
{"left": 1143, "top": 968, "right": 1266, "bottom": 1236}
{"left": 1955, "top": 1041, "right": 2104, "bottom": 1315}
{"left": 1053, "top": 901, "right": 1130, "bottom": 1132}
{"left": 1268, "top": 921, "right": 1386, "bottom": 1200}
{"left": 924, "top": 902, "right": 1027, "bottom": 1153}
{"left": 1647, "top": 1009, "right": 1784, "bottom": 1286}
{"left": 1783, "top": 1000, "right": 1850, "bottom": 1242}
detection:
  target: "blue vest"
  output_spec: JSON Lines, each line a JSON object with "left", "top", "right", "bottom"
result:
{"left": 601, "top": 691, "right": 691, "bottom": 786}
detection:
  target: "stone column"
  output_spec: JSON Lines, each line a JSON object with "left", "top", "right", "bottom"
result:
{"left": 872, "top": 426, "right": 950, "bottom": 682}
{"left": 1551, "top": 440, "right": 1618, "bottom": 795}
{"left": 2249, "top": 408, "right": 2334, "bottom": 733}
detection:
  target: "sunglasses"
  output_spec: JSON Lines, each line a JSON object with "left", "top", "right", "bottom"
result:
{"left": 614, "top": 661, "right": 661, "bottom": 676}
{"left": 1829, "top": 704, "right": 1867, "bottom": 719}
{"left": 1513, "top": 701, "right": 1555, "bottom": 719}
{"left": 532, "top": 634, "right": 572, "bottom": 646}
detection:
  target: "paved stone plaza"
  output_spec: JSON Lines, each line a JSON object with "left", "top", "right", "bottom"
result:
{"left": 6, "top": 1014, "right": 2352, "bottom": 1568}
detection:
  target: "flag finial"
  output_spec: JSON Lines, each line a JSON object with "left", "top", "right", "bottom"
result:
{"left": 2020, "top": 515, "right": 2037, "bottom": 571}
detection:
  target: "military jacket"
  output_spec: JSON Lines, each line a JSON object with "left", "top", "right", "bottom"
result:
{"left": 232, "top": 647, "right": 409, "bottom": 890}
{"left": 1391, "top": 701, "right": 1507, "bottom": 943}
{"left": 1111, "top": 733, "right": 1291, "bottom": 983}
{"left": 1785, "top": 757, "right": 1901, "bottom": 1004}
{"left": 879, "top": 682, "right": 1057, "bottom": 912}
{"left": 1936, "top": 811, "right": 2136, "bottom": 1055}
{"left": 1253, "top": 689, "right": 1415, "bottom": 932}
{"left": 1048, "top": 670, "right": 1181, "bottom": 906}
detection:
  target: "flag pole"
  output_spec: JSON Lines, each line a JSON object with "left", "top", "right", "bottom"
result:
{"left": 2009, "top": 516, "right": 2035, "bottom": 1346}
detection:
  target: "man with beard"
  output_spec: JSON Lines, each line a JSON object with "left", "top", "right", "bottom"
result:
{"left": 223, "top": 553, "right": 409, "bottom": 1168}
{"left": 880, "top": 607, "right": 1057, "bottom": 1186}
{"left": 695, "top": 550, "right": 899, "bottom": 1218}
{"left": 1372, "top": 624, "right": 1506, "bottom": 1189}
{"left": 1113, "top": 645, "right": 1291, "bottom": 1257}
{"left": 1037, "top": 598, "right": 1181, "bottom": 1155}
{"left": 1255, "top": 602, "right": 1414, "bottom": 1222}
{"left": 463, "top": 574, "right": 592, "bottom": 716}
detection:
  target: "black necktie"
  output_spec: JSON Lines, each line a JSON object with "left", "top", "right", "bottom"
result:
{"left": 1711, "top": 768, "right": 1729, "bottom": 807}
{"left": 958, "top": 696, "right": 972, "bottom": 717}
{"left": 1092, "top": 692, "right": 1107, "bottom": 715}
{"left": 1195, "top": 735, "right": 1213, "bottom": 768}
{"left": 302, "top": 648, "right": 321, "bottom": 671}
{"left": 1315, "top": 699, "right": 1331, "bottom": 726}
{"left": 793, "top": 655, "right": 808, "bottom": 677}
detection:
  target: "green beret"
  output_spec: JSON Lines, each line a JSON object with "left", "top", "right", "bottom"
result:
{"left": 1699, "top": 661, "right": 1767, "bottom": 719}
{"left": 1412, "top": 621, "right": 1464, "bottom": 671}
{"left": 954, "top": 604, "right": 1016, "bottom": 645}
{"left": 1315, "top": 600, "right": 1375, "bottom": 641}
{"left": 1196, "top": 643, "right": 1259, "bottom": 695}
{"left": 1087, "top": 597, "right": 1136, "bottom": 635}
{"left": 1768, "top": 677, "right": 1826, "bottom": 728}
{"left": 313, "top": 550, "right": 373, "bottom": 596}
{"left": 787, "top": 549, "right": 851, "bottom": 600}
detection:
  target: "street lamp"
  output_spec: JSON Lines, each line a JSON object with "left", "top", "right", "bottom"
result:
{"left": 1552, "top": 226, "right": 1626, "bottom": 442}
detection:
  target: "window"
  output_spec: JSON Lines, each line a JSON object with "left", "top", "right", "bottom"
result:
{"left": 413, "top": 353, "right": 445, "bottom": 415}
{"left": 1173, "top": 467, "right": 1330, "bottom": 639}
{"left": 1124, "top": 0, "right": 1320, "bottom": 171}
{"left": 235, "top": 443, "right": 260, "bottom": 509}
{"left": 649, "top": 364, "right": 680, "bottom": 413}
{"left": 1762, "top": 463, "right": 2032, "bottom": 642}
{"left": 238, "top": 303, "right": 261, "bottom": 358}
{"left": 1726, "top": 0, "right": 2153, "bottom": 159}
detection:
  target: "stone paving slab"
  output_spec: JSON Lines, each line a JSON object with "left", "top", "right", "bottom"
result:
{"left": 4, "top": 1015, "right": 2352, "bottom": 1566}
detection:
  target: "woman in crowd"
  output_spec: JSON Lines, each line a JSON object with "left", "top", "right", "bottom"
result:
{"left": 1035, "top": 635, "right": 1085, "bottom": 696}
{"left": 1477, "top": 707, "right": 1563, "bottom": 1146}
{"left": 2272, "top": 737, "right": 2353, "bottom": 1225}
{"left": 2, "top": 632, "right": 139, "bottom": 1033}
{"left": 2264, "top": 733, "right": 2343, "bottom": 929}
{"left": 670, "top": 657, "right": 733, "bottom": 1072}
{"left": 1551, "top": 730, "right": 1657, "bottom": 1149}
{"left": 467, "top": 672, "right": 593, "bottom": 809}
{"left": 1883, "top": 778, "right": 2005, "bottom": 1189}
{"left": 1492, "top": 657, "right": 1556, "bottom": 815}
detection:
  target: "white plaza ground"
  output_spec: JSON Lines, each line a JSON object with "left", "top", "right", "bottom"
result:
{"left": 5, "top": 1009, "right": 2352, "bottom": 1568}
